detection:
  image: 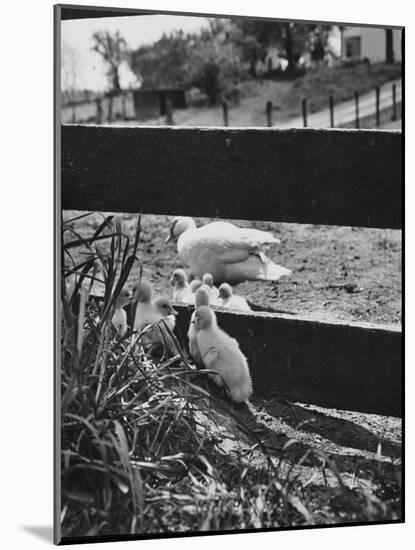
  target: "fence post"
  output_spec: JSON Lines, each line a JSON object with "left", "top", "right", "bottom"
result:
{"left": 266, "top": 100, "right": 273, "bottom": 127}
{"left": 96, "top": 98, "right": 102, "bottom": 124}
{"left": 121, "top": 92, "right": 127, "bottom": 120}
{"left": 354, "top": 91, "right": 360, "bottom": 129}
{"left": 329, "top": 96, "right": 334, "bottom": 127}
{"left": 165, "top": 99, "right": 174, "bottom": 125}
{"left": 71, "top": 102, "right": 76, "bottom": 124}
{"left": 222, "top": 99, "right": 229, "bottom": 127}
{"left": 392, "top": 84, "right": 397, "bottom": 121}
{"left": 301, "top": 98, "right": 307, "bottom": 128}
{"left": 107, "top": 94, "right": 113, "bottom": 123}
{"left": 375, "top": 86, "right": 380, "bottom": 127}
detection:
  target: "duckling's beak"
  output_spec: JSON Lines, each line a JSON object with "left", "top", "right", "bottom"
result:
{"left": 165, "top": 235, "right": 173, "bottom": 243}
{"left": 170, "top": 307, "right": 178, "bottom": 316}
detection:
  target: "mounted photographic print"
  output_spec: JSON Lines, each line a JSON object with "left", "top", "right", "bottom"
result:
{"left": 55, "top": 4, "right": 403, "bottom": 545}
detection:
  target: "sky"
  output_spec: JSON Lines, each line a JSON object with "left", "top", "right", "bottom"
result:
{"left": 61, "top": 14, "right": 210, "bottom": 91}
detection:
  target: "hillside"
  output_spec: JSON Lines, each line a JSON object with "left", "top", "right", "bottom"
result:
{"left": 147, "top": 62, "right": 402, "bottom": 127}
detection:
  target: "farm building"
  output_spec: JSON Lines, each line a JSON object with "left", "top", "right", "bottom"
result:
{"left": 132, "top": 88, "right": 187, "bottom": 121}
{"left": 341, "top": 26, "right": 402, "bottom": 63}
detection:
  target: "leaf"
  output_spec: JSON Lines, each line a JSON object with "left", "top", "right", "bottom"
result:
{"left": 65, "top": 490, "right": 95, "bottom": 504}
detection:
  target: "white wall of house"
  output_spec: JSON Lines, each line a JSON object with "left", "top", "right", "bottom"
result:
{"left": 342, "top": 27, "right": 402, "bottom": 63}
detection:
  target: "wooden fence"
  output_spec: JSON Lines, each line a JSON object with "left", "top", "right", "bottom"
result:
{"left": 60, "top": 125, "right": 402, "bottom": 417}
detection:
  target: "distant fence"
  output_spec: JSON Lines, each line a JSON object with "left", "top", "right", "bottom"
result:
{"left": 62, "top": 80, "right": 401, "bottom": 129}
{"left": 218, "top": 81, "right": 401, "bottom": 129}
{"left": 61, "top": 88, "right": 187, "bottom": 124}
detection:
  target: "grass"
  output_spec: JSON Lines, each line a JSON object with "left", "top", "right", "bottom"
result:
{"left": 60, "top": 212, "right": 402, "bottom": 541}
{"left": 340, "top": 102, "right": 402, "bottom": 130}
{"left": 284, "top": 62, "right": 402, "bottom": 115}
{"left": 146, "top": 62, "right": 402, "bottom": 127}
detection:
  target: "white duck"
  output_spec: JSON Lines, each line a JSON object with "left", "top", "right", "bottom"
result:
{"left": 202, "top": 273, "right": 220, "bottom": 302}
{"left": 193, "top": 305, "right": 252, "bottom": 403}
{"left": 112, "top": 287, "right": 132, "bottom": 337}
{"left": 166, "top": 217, "right": 291, "bottom": 285}
{"left": 133, "top": 281, "right": 177, "bottom": 332}
{"left": 217, "top": 283, "right": 251, "bottom": 312}
{"left": 170, "top": 268, "right": 194, "bottom": 304}
{"left": 187, "top": 286, "right": 210, "bottom": 368}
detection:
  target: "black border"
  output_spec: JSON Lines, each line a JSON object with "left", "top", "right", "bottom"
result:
{"left": 54, "top": 4, "right": 405, "bottom": 546}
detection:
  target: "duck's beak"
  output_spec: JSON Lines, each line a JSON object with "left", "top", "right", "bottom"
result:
{"left": 170, "top": 307, "right": 178, "bottom": 316}
{"left": 165, "top": 235, "right": 173, "bottom": 243}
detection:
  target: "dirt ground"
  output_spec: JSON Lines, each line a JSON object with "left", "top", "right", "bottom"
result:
{"left": 64, "top": 211, "right": 401, "bottom": 326}
{"left": 63, "top": 210, "right": 402, "bottom": 519}
{"left": 218, "top": 392, "right": 401, "bottom": 518}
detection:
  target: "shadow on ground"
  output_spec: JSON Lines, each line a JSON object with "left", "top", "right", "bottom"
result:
{"left": 21, "top": 525, "right": 53, "bottom": 543}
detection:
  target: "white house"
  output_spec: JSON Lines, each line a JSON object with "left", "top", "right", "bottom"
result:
{"left": 341, "top": 27, "right": 402, "bottom": 63}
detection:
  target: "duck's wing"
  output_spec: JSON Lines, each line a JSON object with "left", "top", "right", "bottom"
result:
{"left": 196, "top": 222, "right": 280, "bottom": 265}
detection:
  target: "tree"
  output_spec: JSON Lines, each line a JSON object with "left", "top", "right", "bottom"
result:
{"left": 130, "top": 30, "right": 191, "bottom": 89}
{"left": 92, "top": 30, "right": 128, "bottom": 92}
{"left": 185, "top": 23, "right": 246, "bottom": 104}
{"left": 130, "top": 22, "right": 246, "bottom": 105}
{"left": 232, "top": 19, "right": 281, "bottom": 76}
{"left": 233, "top": 19, "right": 334, "bottom": 72}
{"left": 61, "top": 42, "right": 80, "bottom": 97}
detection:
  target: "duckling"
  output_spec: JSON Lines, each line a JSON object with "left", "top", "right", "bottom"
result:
{"left": 133, "top": 282, "right": 177, "bottom": 332}
{"left": 193, "top": 305, "right": 252, "bottom": 403}
{"left": 189, "top": 279, "right": 202, "bottom": 293}
{"left": 152, "top": 296, "right": 178, "bottom": 332}
{"left": 170, "top": 268, "right": 194, "bottom": 304}
{"left": 140, "top": 296, "right": 178, "bottom": 359}
{"left": 166, "top": 216, "right": 291, "bottom": 285}
{"left": 112, "top": 287, "right": 132, "bottom": 337}
{"left": 202, "top": 273, "right": 220, "bottom": 302}
{"left": 218, "top": 283, "right": 251, "bottom": 312}
{"left": 187, "top": 286, "right": 211, "bottom": 368}
{"left": 132, "top": 281, "right": 158, "bottom": 331}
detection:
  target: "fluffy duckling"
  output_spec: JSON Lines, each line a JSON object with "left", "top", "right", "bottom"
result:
{"left": 166, "top": 216, "right": 291, "bottom": 285}
{"left": 193, "top": 305, "right": 252, "bottom": 403}
{"left": 142, "top": 297, "right": 178, "bottom": 359}
{"left": 202, "top": 273, "right": 220, "bottom": 302}
{"left": 112, "top": 287, "right": 132, "bottom": 337}
{"left": 170, "top": 268, "right": 194, "bottom": 304}
{"left": 153, "top": 297, "right": 178, "bottom": 332}
{"left": 133, "top": 281, "right": 177, "bottom": 332}
{"left": 218, "top": 283, "right": 251, "bottom": 312}
{"left": 189, "top": 279, "right": 202, "bottom": 293}
{"left": 132, "top": 281, "right": 156, "bottom": 331}
{"left": 187, "top": 286, "right": 211, "bottom": 368}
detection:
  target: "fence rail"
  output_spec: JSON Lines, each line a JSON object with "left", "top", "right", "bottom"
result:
{"left": 60, "top": 124, "right": 402, "bottom": 417}
{"left": 174, "top": 306, "right": 401, "bottom": 417}
{"left": 61, "top": 125, "right": 402, "bottom": 229}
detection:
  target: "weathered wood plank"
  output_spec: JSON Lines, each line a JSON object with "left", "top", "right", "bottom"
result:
{"left": 174, "top": 305, "right": 402, "bottom": 417}
{"left": 61, "top": 125, "right": 402, "bottom": 229}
